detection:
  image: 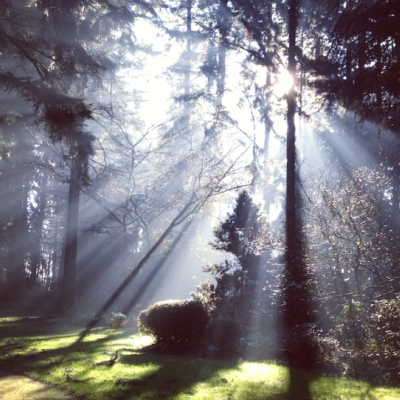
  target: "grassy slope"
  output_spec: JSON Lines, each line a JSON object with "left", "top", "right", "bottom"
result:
{"left": 0, "top": 316, "right": 399, "bottom": 400}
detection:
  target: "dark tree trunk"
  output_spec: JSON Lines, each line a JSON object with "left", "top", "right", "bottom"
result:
{"left": 183, "top": 0, "right": 192, "bottom": 113}
{"left": 7, "top": 167, "right": 29, "bottom": 295}
{"left": 51, "top": 209, "right": 61, "bottom": 290}
{"left": 30, "top": 171, "right": 47, "bottom": 281}
{"left": 207, "top": 0, "right": 229, "bottom": 138}
{"left": 180, "top": 0, "right": 193, "bottom": 142}
{"left": 263, "top": 72, "right": 272, "bottom": 215}
{"left": 61, "top": 152, "right": 84, "bottom": 312}
{"left": 216, "top": 0, "right": 228, "bottom": 105}
{"left": 286, "top": 0, "right": 297, "bottom": 262}
{"left": 283, "top": 0, "right": 316, "bottom": 370}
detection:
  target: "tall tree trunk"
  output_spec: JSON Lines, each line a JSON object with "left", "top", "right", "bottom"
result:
{"left": 263, "top": 72, "right": 272, "bottom": 215}
{"left": 183, "top": 0, "right": 192, "bottom": 119}
{"left": 7, "top": 166, "right": 29, "bottom": 295}
{"left": 207, "top": 0, "right": 229, "bottom": 138}
{"left": 30, "top": 171, "right": 47, "bottom": 281}
{"left": 283, "top": 0, "right": 316, "bottom": 369}
{"left": 286, "top": 0, "right": 297, "bottom": 259}
{"left": 61, "top": 151, "right": 84, "bottom": 312}
{"left": 51, "top": 229, "right": 59, "bottom": 289}
{"left": 216, "top": 0, "right": 228, "bottom": 105}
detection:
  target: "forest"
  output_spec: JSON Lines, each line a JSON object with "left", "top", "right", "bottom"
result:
{"left": 0, "top": 0, "right": 400, "bottom": 397}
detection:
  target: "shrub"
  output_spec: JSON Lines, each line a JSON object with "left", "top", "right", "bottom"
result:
{"left": 207, "top": 317, "right": 242, "bottom": 353}
{"left": 190, "top": 281, "right": 218, "bottom": 314}
{"left": 137, "top": 299, "right": 209, "bottom": 346}
{"left": 110, "top": 312, "right": 127, "bottom": 328}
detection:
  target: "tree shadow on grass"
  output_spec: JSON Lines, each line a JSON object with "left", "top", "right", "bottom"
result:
{"left": 0, "top": 318, "right": 286, "bottom": 399}
{"left": 0, "top": 319, "right": 133, "bottom": 353}
{"left": 286, "top": 367, "right": 314, "bottom": 400}
{"left": 114, "top": 353, "right": 224, "bottom": 399}
{"left": 2, "top": 320, "right": 396, "bottom": 400}
{"left": 111, "top": 349, "right": 282, "bottom": 400}
{"left": 2, "top": 341, "right": 242, "bottom": 399}
{"left": 0, "top": 324, "right": 136, "bottom": 376}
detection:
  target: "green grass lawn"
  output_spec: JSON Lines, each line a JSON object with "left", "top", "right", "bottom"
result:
{"left": 0, "top": 316, "right": 399, "bottom": 400}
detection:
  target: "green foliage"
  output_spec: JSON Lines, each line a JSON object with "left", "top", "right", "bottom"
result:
{"left": 207, "top": 317, "right": 243, "bottom": 353}
{"left": 203, "top": 261, "right": 251, "bottom": 317}
{"left": 304, "top": 166, "right": 400, "bottom": 373}
{"left": 313, "top": 336, "right": 341, "bottom": 370}
{"left": 313, "top": 0, "right": 400, "bottom": 131}
{"left": 329, "top": 297, "right": 400, "bottom": 382}
{"left": 373, "top": 297, "right": 400, "bottom": 355}
{"left": 190, "top": 281, "right": 218, "bottom": 313}
{"left": 137, "top": 299, "right": 209, "bottom": 346}
{"left": 203, "top": 191, "right": 274, "bottom": 325}
{"left": 333, "top": 300, "right": 368, "bottom": 350}
{"left": 211, "top": 191, "right": 268, "bottom": 277}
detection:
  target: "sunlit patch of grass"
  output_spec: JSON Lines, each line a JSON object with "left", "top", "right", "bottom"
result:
{"left": 184, "top": 362, "right": 289, "bottom": 400}
{"left": 311, "top": 375, "right": 400, "bottom": 400}
{"left": 1, "top": 316, "right": 400, "bottom": 400}
{"left": 0, "top": 316, "right": 27, "bottom": 323}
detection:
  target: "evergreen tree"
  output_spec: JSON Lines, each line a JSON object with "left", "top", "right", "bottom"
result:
{"left": 0, "top": 0, "right": 150, "bottom": 311}
{"left": 206, "top": 191, "right": 271, "bottom": 323}
{"left": 212, "top": 191, "right": 265, "bottom": 277}
{"left": 313, "top": 0, "right": 400, "bottom": 132}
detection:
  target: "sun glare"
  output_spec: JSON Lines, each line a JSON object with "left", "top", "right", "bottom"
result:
{"left": 274, "top": 70, "right": 294, "bottom": 96}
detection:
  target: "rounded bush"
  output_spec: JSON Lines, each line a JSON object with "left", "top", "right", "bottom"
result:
{"left": 137, "top": 299, "right": 209, "bottom": 346}
{"left": 110, "top": 312, "right": 127, "bottom": 328}
{"left": 207, "top": 317, "right": 242, "bottom": 352}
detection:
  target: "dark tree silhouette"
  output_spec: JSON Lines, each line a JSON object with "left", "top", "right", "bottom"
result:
{"left": 314, "top": 0, "right": 400, "bottom": 132}
{"left": 206, "top": 191, "right": 270, "bottom": 323}
{"left": 282, "top": 0, "right": 317, "bottom": 369}
{"left": 212, "top": 191, "right": 265, "bottom": 278}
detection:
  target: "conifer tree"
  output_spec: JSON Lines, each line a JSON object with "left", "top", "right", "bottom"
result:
{"left": 207, "top": 191, "right": 270, "bottom": 322}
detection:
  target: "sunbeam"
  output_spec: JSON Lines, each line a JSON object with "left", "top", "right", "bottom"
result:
{"left": 1, "top": 0, "right": 400, "bottom": 395}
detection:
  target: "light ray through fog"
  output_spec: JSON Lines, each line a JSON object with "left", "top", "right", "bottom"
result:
{"left": 121, "top": 219, "right": 194, "bottom": 315}
{"left": 297, "top": 111, "right": 387, "bottom": 176}
{"left": 0, "top": 1, "right": 398, "bottom": 387}
{"left": 293, "top": 109, "right": 400, "bottom": 342}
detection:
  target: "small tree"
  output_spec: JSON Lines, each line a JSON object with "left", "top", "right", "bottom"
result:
{"left": 205, "top": 191, "right": 272, "bottom": 325}
{"left": 212, "top": 191, "right": 266, "bottom": 278}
